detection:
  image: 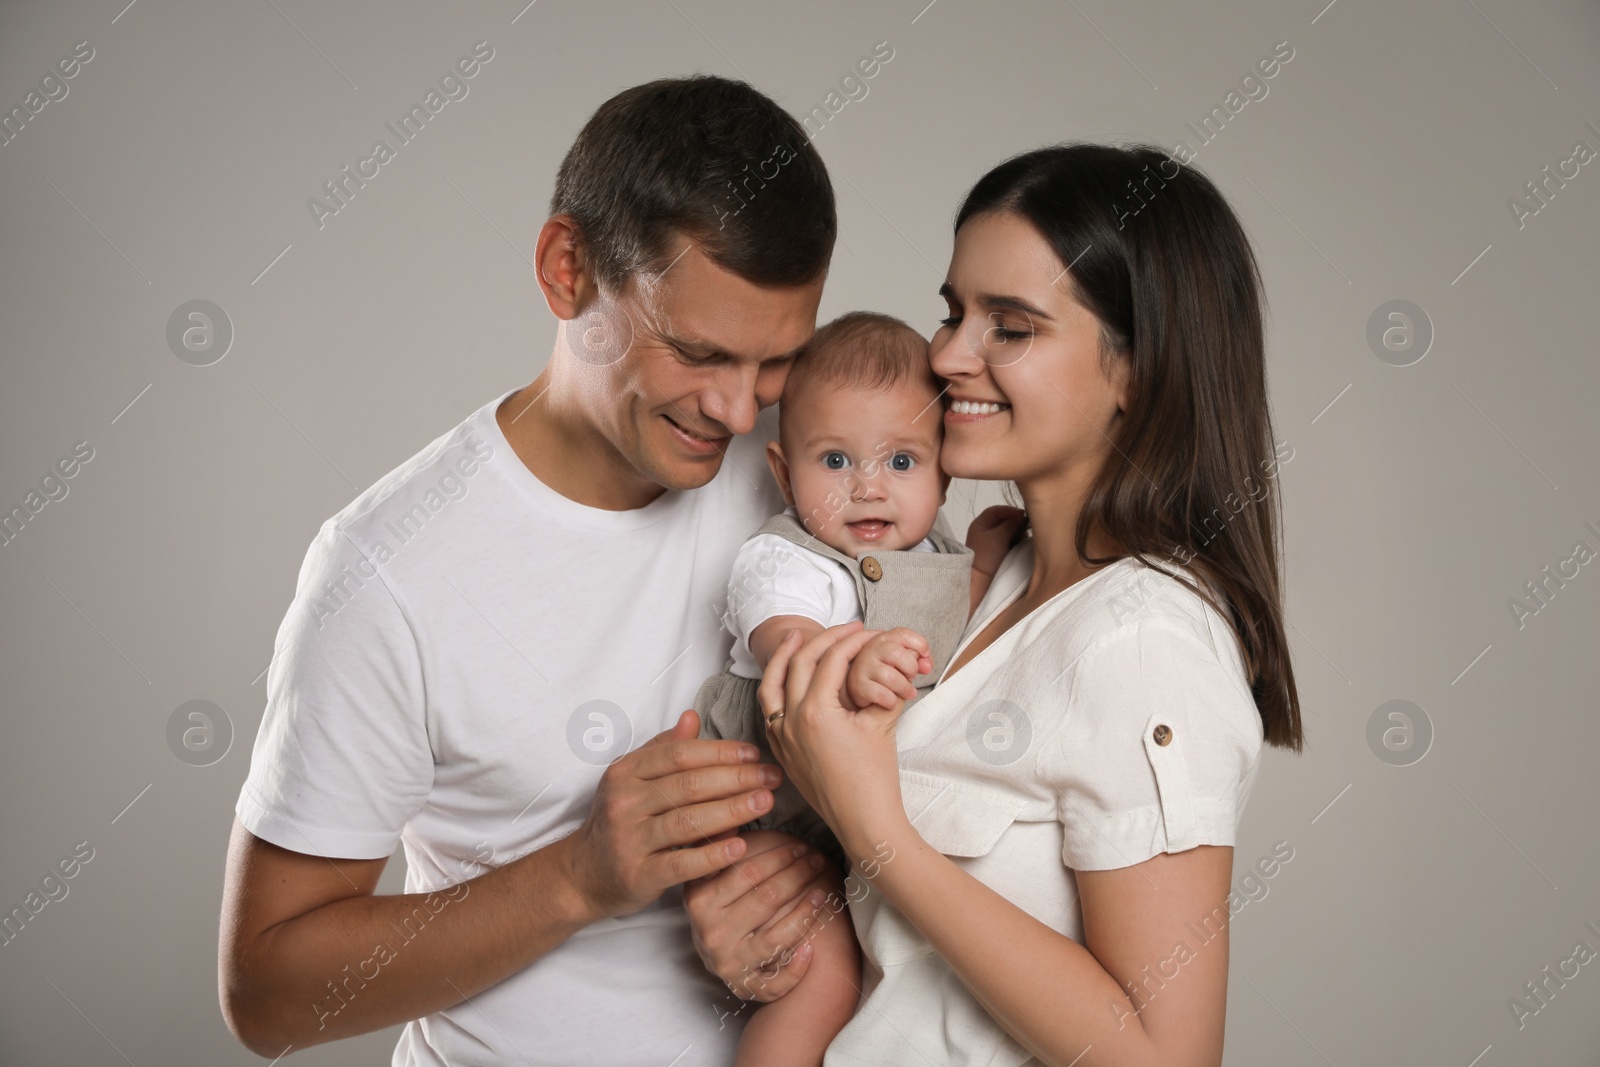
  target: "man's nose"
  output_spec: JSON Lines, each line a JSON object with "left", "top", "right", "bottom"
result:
{"left": 699, "top": 371, "right": 761, "bottom": 437}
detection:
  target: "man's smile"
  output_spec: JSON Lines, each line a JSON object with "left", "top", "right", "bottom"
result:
{"left": 663, "top": 413, "right": 730, "bottom": 455}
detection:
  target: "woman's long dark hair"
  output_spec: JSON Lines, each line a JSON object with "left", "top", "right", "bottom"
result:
{"left": 957, "top": 143, "right": 1303, "bottom": 751}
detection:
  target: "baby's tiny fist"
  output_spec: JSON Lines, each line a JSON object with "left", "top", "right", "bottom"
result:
{"left": 844, "top": 660, "right": 873, "bottom": 712}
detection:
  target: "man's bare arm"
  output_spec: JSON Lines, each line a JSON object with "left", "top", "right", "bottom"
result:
{"left": 219, "top": 712, "right": 784, "bottom": 1055}
{"left": 219, "top": 821, "right": 595, "bottom": 1055}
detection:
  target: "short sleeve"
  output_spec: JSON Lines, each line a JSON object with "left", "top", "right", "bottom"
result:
{"left": 1037, "top": 621, "right": 1263, "bottom": 872}
{"left": 235, "top": 522, "right": 433, "bottom": 860}
{"left": 726, "top": 534, "right": 850, "bottom": 647}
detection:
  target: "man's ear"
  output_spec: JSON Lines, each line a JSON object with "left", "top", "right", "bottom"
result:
{"left": 764, "top": 442, "right": 796, "bottom": 508}
{"left": 534, "top": 214, "right": 597, "bottom": 321}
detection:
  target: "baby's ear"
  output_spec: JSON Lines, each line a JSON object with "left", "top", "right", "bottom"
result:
{"left": 764, "top": 441, "right": 796, "bottom": 507}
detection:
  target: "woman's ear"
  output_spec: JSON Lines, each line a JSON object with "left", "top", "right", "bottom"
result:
{"left": 765, "top": 441, "right": 796, "bottom": 507}
{"left": 1109, "top": 348, "right": 1133, "bottom": 414}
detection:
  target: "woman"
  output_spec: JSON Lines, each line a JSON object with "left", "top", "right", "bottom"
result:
{"left": 759, "top": 144, "right": 1304, "bottom": 1067}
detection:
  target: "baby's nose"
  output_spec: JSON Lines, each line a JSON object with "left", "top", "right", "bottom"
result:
{"left": 851, "top": 472, "right": 888, "bottom": 499}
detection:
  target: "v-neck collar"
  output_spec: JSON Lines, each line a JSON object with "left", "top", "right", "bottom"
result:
{"left": 935, "top": 539, "right": 1135, "bottom": 688}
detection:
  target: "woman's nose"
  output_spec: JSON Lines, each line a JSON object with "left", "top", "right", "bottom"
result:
{"left": 930, "top": 324, "right": 984, "bottom": 382}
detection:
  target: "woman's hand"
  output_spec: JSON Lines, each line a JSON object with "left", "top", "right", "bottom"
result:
{"left": 966, "top": 505, "right": 1028, "bottom": 615}
{"left": 965, "top": 504, "right": 1028, "bottom": 578}
{"left": 758, "top": 621, "right": 914, "bottom": 860}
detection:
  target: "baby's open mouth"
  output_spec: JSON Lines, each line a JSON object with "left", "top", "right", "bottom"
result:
{"left": 847, "top": 519, "right": 893, "bottom": 539}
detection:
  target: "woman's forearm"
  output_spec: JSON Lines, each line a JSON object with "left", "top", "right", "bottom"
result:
{"left": 844, "top": 820, "right": 1211, "bottom": 1067}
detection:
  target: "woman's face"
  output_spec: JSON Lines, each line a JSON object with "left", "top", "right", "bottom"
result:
{"left": 930, "top": 211, "right": 1128, "bottom": 490}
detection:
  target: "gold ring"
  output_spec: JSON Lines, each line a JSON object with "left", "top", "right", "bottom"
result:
{"left": 765, "top": 709, "right": 786, "bottom": 727}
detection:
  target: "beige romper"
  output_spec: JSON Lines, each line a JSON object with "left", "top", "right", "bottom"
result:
{"left": 695, "top": 511, "right": 973, "bottom": 864}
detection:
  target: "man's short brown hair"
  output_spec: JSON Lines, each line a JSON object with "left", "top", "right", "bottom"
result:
{"left": 551, "top": 76, "right": 836, "bottom": 292}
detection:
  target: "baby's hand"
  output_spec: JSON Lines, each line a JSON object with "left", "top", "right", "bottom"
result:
{"left": 845, "top": 628, "right": 933, "bottom": 712}
{"left": 966, "top": 505, "right": 1029, "bottom": 577}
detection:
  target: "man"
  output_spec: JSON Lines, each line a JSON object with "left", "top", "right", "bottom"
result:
{"left": 220, "top": 76, "right": 841, "bottom": 1065}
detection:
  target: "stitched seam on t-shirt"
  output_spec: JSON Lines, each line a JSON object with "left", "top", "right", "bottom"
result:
{"left": 747, "top": 602, "right": 835, "bottom": 626}
{"left": 1061, "top": 800, "right": 1239, "bottom": 847}
{"left": 238, "top": 776, "right": 401, "bottom": 859}
{"left": 333, "top": 408, "right": 489, "bottom": 531}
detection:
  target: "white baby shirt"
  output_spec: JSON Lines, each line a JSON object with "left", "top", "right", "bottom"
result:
{"left": 724, "top": 506, "right": 934, "bottom": 679}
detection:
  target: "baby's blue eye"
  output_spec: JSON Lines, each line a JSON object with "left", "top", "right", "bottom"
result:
{"left": 889, "top": 453, "right": 916, "bottom": 472}
{"left": 822, "top": 451, "right": 849, "bottom": 471}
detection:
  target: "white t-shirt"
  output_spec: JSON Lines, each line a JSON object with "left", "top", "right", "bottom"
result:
{"left": 824, "top": 539, "right": 1265, "bottom": 1067}
{"left": 725, "top": 507, "right": 934, "bottom": 679}
{"left": 236, "top": 389, "right": 787, "bottom": 1067}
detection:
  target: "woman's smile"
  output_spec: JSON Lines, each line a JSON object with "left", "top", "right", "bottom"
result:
{"left": 944, "top": 396, "right": 1012, "bottom": 422}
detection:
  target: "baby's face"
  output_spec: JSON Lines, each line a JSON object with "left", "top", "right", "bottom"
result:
{"left": 771, "top": 377, "right": 947, "bottom": 558}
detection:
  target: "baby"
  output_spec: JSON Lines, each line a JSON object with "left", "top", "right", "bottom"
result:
{"left": 693, "top": 311, "right": 1026, "bottom": 1066}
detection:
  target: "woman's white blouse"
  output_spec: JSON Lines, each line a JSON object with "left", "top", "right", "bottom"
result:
{"left": 823, "top": 540, "right": 1265, "bottom": 1067}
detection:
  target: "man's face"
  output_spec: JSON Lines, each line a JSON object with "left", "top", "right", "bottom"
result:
{"left": 568, "top": 240, "right": 824, "bottom": 492}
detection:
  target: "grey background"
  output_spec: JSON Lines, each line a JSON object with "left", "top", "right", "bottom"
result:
{"left": 2, "top": 0, "right": 1596, "bottom": 1063}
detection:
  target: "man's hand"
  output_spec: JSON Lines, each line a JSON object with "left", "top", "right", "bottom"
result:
{"left": 220, "top": 711, "right": 783, "bottom": 1054}
{"left": 843, "top": 628, "right": 931, "bottom": 712}
{"left": 562, "top": 710, "right": 786, "bottom": 921}
{"left": 683, "top": 830, "right": 837, "bottom": 1001}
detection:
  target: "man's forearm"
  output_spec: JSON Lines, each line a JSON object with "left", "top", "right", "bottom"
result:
{"left": 226, "top": 833, "right": 594, "bottom": 1055}
{"left": 225, "top": 716, "right": 776, "bottom": 1055}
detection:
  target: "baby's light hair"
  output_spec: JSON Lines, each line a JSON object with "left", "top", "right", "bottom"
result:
{"left": 784, "top": 311, "right": 935, "bottom": 402}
